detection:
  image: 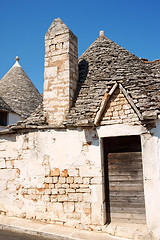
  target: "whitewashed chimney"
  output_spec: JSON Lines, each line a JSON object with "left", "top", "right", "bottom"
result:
{"left": 43, "top": 18, "right": 78, "bottom": 125}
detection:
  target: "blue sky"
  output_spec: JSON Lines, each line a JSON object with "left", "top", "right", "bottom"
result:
{"left": 0, "top": 0, "right": 160, "bottom": 93}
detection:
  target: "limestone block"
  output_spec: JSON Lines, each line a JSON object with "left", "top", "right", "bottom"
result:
{"left": 52, "top": 177, "right": 58, "bottom": 183}
{"left": 82, "top": 178, "right": 90, "bottom": 184}
{"left": 68, "top": 169, "right": 80, "bottom": 177}
{"left": 61, "top": 184, "right": 69, "bottom": 189}
{"left": 63, "top": 202, "right": 74, "bottom": 213}
{"left": 91, "top": 177, "right": 102, "bottom": 184}
{"left": 51, "top": 195, "right": 57, "bottom": 202}
{"left": 61, "top": 169, "right": 68, "bottom": 177}
{"left": 58, "top": 177, "right": 66, "bottom": 184}
{"left": 44, "top": 67, "right": 57, "bottom": 78}
{"left": 66, "top": 189, "right": 75, "bottom": 193}
{"left": 35, "top": 211, "right": 48, "bottom": 221}
{"left": 36, "top": 188, "right": 44, "bottom": 195}
{"left": 57, "top": 194, "right": 67, "bottom": 202}
{"left": 70, "top": 184, "right": 79, "bottom": 189}
{"left": 35, "top": 202, "right": 46, "bottom": 212}
{"left": 83, "top": 193, "right": 92, "bottom": 202}
{"left": 68, "top": 193, "right": 83, "bottom": 202}
{"left": 90, "top": 185, "right": 103, "bottom": 224}
{"left": 53, "top": 183, "right": 62, "bottom": 189}
{"left": 47, "top": 202, "right": 66, "bottom": 221}
{"left": 0, "top": 180, "right": 7, "bottom": 192}
{"left": 58, "top": 189, "right": 66, "bottom": 194}
{"left": 74, "top": 177, "right": 83, "bottom": 184}
{"left": 47, "top": 203, "right": 63, "bottom": 213}
{"left": 0, "top": 169, "right": 19, "bottom": 180}
{"left": 75, "top": 202, "right": 90, "bottom": 214}
{"left": 42, "top": 195, "right": 50, "bottom": 202}
{"left": 0, "top": 148, "right": 18, "bottom": 159}
{"left": 64, "top": 218, "right": 80, "bottom": 227}
{"left": 5, "top": 160, "right": 14, "bottom": 169}
{"left": 45, "top": 177, "right": 52, "bottom": 184}
{"left": 0, "top": 159, "right": 5, "bottom": 169}
{"left": 28, "top": 189, "right": 36, "bottom": 195}
{"left": 81, "top": 212, "right": 91, "bottom": 224}
{"left": 52, "top": 189, "right": 58, "bottom": 195}
{"left": 50, "top": 168, "right": 60, "bottom": 177}
{"left": 66, "top": 212, "right": 81, "bottom": 221}
{"left": 67, "top": 177, "right": 74, "bottom": 184}
{"left": 45, "top": 189, "right": 52, "bottom": 195}
{"left": 76, "top": 188, "right": 90, "bottom": 193}
{"left": 49, "top": 183, "right": 54, "bottom": 189}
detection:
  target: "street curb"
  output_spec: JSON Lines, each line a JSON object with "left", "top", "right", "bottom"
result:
{"left": 0, "top": 215, "right": 131, "bottom": 240}
{"left": 0, "top": 223, "right": 77, "bottom": 240}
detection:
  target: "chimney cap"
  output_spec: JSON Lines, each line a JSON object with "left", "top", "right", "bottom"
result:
{"left": 99, "top": 30, "right": 105, "bottom": 37}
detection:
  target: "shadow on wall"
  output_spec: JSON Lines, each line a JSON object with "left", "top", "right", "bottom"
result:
{"left": 73, "top": 59, "right": 89, "bottom": 105}
{"left": 84, "top": 127, "right": 99, "bottom": 147}
{"left": 0, "top": 134, "right": 16, "bottom": 142}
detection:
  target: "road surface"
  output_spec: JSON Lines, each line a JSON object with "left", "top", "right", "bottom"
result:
{"left": 0, "top": 229, "right": 54, "bottom": 240}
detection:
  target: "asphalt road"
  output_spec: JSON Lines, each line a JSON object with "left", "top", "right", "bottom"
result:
{"left": 0, "top": 229, "right": 53, "bottom": 240}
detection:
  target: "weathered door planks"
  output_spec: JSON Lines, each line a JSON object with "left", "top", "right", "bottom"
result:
{"left": 107, "top": 152, "right": 146, "bottom": 224}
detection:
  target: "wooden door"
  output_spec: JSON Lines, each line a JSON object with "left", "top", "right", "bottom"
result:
{"left": 107, "top": 152, "right": 146, "bottom": 224}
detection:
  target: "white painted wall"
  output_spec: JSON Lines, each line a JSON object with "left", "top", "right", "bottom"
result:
{"left": 140, "top": 121, "right": 160, "bottom": 240}
{"left": 0, "top": 123, "right": 159, "bottom": 238}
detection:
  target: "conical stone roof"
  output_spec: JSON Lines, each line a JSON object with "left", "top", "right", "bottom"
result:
{"left": 66, "top": 34, "right": 160, "bottom": 126}
{"left": 0, "top": 57, "right": 42, "bottom": 118}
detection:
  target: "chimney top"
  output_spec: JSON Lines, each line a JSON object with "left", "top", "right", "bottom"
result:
{"left": 99, "top": 30, "right": 105, "bottom": 37}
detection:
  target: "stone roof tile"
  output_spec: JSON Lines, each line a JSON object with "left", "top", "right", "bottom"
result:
{"left": 0, "top": 96, "right": 15, "bottom": 113}
{"left": 14, "top": 103, "right": 47, "bottom": 128}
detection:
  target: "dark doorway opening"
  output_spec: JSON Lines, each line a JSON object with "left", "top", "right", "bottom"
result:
{"left": 103, "top": 135, "right": 146, "bottom": 224}
{"left": 0, "top": 111, "right": 8, "bottom": 126}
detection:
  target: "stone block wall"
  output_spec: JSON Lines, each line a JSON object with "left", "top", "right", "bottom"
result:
{"left": 101, "top": 88, "right": 140, "bottom": 125}
{"left": 43, "top": 18, "right": 78, "bottom": 125}
{"left": 18, "top": 175, "right": 98, "bottom": 227}
{"left": 0, "top": 128, "right": 103, "bottom": 230}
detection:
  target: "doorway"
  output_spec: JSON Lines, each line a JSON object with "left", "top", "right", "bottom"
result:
{"left": 103, "top": 135, "right": 146, "bottom": 224}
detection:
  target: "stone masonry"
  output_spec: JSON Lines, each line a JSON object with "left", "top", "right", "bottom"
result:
{"left": 0, "top": 128, "right": 103, "bottom": 230}
{"left": 43, "top": 18, "right": 78, "bottom": 125}
{"left": 101, "top": 88, "right": 140, "bottom": 125}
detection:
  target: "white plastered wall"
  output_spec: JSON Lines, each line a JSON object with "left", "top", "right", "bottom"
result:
{"left": 141, "top": 119, "right": 160, "bottom": 239}
{"left": 0, "top": 123, "right": 160, "bottom": 238}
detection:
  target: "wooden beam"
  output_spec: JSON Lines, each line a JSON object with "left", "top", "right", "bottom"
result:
{"left": 119, "top": 84, "right": 143, "bottom": 121}
{"left": 94, "top": 83, "right": 118, "bottom": 126}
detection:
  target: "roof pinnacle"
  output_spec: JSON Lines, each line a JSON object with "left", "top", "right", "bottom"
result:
{"left": 13, "top": 56, "right": 21, "bottom": 68}
{"left": 15, "top": 56, "right": 20, "bottom": 62}
{"left": 99, "top": 30, "right": 105, "bottom": 37}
